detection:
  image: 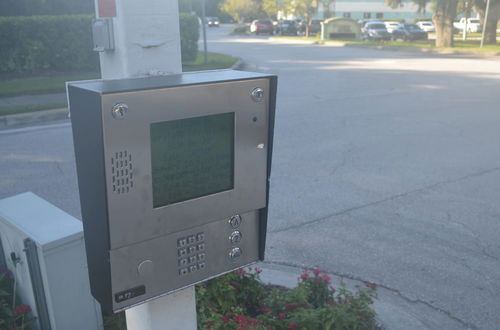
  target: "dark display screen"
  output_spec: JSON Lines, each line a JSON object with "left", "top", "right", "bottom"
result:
{"left": 151, "top": 112, "right": 234, "bottom": 207}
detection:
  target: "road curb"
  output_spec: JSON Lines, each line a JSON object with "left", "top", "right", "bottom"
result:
{"left": 270, "top": 37, "right": 500, "bottom": 58}
{"left": 343, "top": 42, "right": 500, "bottom": 58}
{"left": 0, "top": 107, "right": 69, "bottom": 130}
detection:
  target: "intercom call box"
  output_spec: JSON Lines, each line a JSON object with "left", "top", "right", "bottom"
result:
{"left": 68, "top": 70, "right": 277, "bottom": 313}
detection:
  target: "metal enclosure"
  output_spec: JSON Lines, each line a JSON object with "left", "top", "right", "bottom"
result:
{"left": 68, "top": 70, "right": 277, "bottom": 313}
{"left": 92, "top": 18, "right": 114, "bottom": 52}
{"left": 0, "top": 192, "right": 103, "bottom": 330}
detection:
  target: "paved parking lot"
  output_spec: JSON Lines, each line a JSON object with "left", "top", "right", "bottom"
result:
{"left": 1, "top": 25, "right": 500, "bottom": 329}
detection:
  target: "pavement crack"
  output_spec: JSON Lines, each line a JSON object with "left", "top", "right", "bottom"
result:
{"left": 445, "top": 212, "right": 500, "bottom": 263}
{"left": 54, "top": 161, "right": 63, "bottom": 174}
{"left": 271, "top": 166, "right": 500, "bottom": 234}
{"left": 330, "top": 146, "right": 353, "bottom": 176}
{"left": 264, "top": 260, "right": 478, "bottom": 330}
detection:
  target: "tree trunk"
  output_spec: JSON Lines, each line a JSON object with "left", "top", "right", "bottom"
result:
{"left": 475, "top": 0, "right": 500, "bottom": 45}
{"left": 433, "top": 0, "right": 458, "bottom": 47}
{"left": 484, "top": 17, "right": 498, "bottom": 43}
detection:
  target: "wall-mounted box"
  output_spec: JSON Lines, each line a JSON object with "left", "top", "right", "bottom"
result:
{"left": 68, "top": 70, "right": 277, "bottom": 313}
{"left": 92, "top": 18, "right": 114, "bottom": 52}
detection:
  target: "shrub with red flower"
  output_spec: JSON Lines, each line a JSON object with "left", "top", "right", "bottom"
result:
{"left": 12, "top": 304, "right": 31, "bottom": 316}
{"left": 195, "top": 266, "right": 377, "bottom": 330}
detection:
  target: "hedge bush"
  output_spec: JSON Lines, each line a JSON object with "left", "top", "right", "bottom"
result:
{"left": 179, "top": 13, "right": 199, "bottom": 62}
{"left": 0, "top": 14, "right": 200, "bottom": 75}
{"left": 0, "top": 15, "right": 99, "bottom": 74}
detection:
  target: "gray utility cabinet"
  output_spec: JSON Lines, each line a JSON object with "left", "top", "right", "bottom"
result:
{"left": 0, "top": 192, "right": 102, "bottom": 330}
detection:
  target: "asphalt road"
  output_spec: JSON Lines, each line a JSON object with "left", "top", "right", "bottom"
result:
{"left": 2, "top": 25, "right": 500, "bottom": 329}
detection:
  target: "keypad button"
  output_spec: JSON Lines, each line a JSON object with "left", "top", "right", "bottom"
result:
{"left": 229, "top": 215, "right": 242, "bottom": 228}
{"left": 179, "top": 268, "right": 189, "bottom": 276}
{"left": 178, "top": 248, "right": 187, "bottom": 257}
{"left": 198, "top": 262, "right": 206, "bottom": 270}
{"left": 179, "top": 258, "right": 188, "bottom": 267}
{"left": 189, "top": 256, "right": 197, "bottom": 264}
{"left": 188, "top": 246, "right": 197, "bottom": 254}
{"left": 187, "top": 235, "right": 196, "bottom": 244}
{"left": 229, "top": 247, "right": 242, "bottom": 261}
{"left": 177, "top": 238, "right": 187, "bottom": 247}
{"left": 197, "top": 243, "right": 205, "bottom": 251}
{"left": 197, "top": 253, "right": 206, "bottom": 261}
{"left": 229, "top": 231, "right": 242, "bottom": 244}
{"left": 189, "top": 265, "right": 197, "bottom": 273}
{"left": 196, "top": 232, "right": 205, "bottom": 241}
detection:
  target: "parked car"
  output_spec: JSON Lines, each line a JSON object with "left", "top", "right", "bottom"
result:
{"left": 454, "top": 18, "right": 482, "bottom": 33}
{"left": 416, "top": 21, "right": 435, "bottom": 32}
{"left": 359, "top": 19, "right": 383, "bottom": 29}
{"left": 392, "top": 23, "right": 428, "bottom": 41}
{"left": 207, "top": 17, "right": 219, "bottom": 27}
{"left": 310, "top": 19, "right": 322, "bottom": 35}
{"left": 250, "top": 19, "right": 274, "bottom": 35}
{"left": 362, "top": 22, "right": 391, "bottom": 41}
{"left": 275, "top": 20, "right": 298, "bottom": 36}
{"left": 384, "top": 21, "right": 401, "bottom": 34}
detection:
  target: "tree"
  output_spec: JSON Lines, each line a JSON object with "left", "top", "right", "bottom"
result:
{"left": 220, "top": 0, "right": 261, "bottom": 23}
{"left": 291, "top": 0, "right": 319, "bottom": 36}
{"left": 474, "top": 0, "right": 500, "bottom": 44}
{"left": 320, "top": 0, "right": 335, "bottom": 19}
{"left": 385, "top": 0, "right": 459, "bottom": 47}
{"left": 262, "top": 0, "right": 279, "bottom": 18}
{"left": 433, "top": 0, "right": 459, "bottom": 47}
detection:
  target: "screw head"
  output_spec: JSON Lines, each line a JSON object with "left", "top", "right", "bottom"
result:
{"left": 250, "top": 87, "right": 264, "bottom": 102}
{"left": 111, "top": 103, "right": 128, "bottom": 119}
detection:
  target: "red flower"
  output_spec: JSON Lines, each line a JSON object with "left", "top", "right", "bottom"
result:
{"left": 221, "top": 315, "right": 230, "bottom": 323}
{"left": 234, "top": 314, "right": 246, "bottom": 324}
{"left": 288, "top": 322, "right": 299, "bottom": 329}
{"left": 0, "top": 268, "right": 13, "bottom": 279}
{"left": 236, "top": 269, "right": 247, "bottom": 276}
{"left": 278, "top": 312, "right": 287, "bottom": 320}
{"left": 300, "top": 273, "right": 309, "bottom": 280}
{"left": 313, "top": 269, "right": 322, "bottom": 276}
{"left": 322, "top": 275, "right": 331, "bottom": 284}
{"left": 254, "top": 267, "right": 262, "bottom": 274}
{"left": 12, "top": 304, "right": 31, "bottom": 316}
{"left": 364, "top": 281, "right": 377, "bottom": 290}
{"left": 262, "top": 307, "right": 271, "bottom": 314}
{"left": 285, "top": 304, "right": 297, "bottom": 311}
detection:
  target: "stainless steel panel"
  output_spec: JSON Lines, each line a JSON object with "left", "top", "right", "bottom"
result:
{"left": 109, "top": 210, "right": 260, "bottom": 311}
{"left": 101, "top": 79, "right": 270, "bottom": 249}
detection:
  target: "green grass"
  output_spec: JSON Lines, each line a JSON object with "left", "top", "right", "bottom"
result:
{"left": 0, "top": 102, "right": 67, "bottom": 116}
{"left": 0, "top": 52, "right": 238, "bottom": 117}
{"left": 0, "top": 72, "right": 99, "bottom": 98}
{"left": 182, "top": 51, "right": 238, "bottom": 72}
{"left": 273, "top": 35, "right": 500, "bottom": 52}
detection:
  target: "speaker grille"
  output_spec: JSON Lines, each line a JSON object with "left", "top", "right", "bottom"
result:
{"left": 111, "top": 151, "right": 133, "bottom": 194}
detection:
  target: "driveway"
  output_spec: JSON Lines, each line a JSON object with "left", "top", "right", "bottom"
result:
{"left": 1, "top": 25, "right": 500, "bottom": 329}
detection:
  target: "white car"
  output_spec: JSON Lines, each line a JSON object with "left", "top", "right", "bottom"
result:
{"left": 416, "top": 21, "right": 435, "bottom": 32}
{"left": 384, "top": 21, "right": 401, "bottom": 34}
{"left": 453, "top": 18, "right": 482, "bottom": 33}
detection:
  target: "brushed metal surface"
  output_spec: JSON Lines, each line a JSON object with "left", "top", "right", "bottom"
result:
{"left": 110, "top": 211, "right": 259, "bottom": 311}
{"left": 101, "top": 79, "right": 270, "bottom": 249}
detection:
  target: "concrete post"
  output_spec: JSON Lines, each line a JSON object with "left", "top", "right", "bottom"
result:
{"left": 93, "top": 0, "right": 197, "bottom": 329}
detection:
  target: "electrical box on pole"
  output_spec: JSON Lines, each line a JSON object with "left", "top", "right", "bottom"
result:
{"left": 68, "top": 70, "right": 277, "bottom": 313}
